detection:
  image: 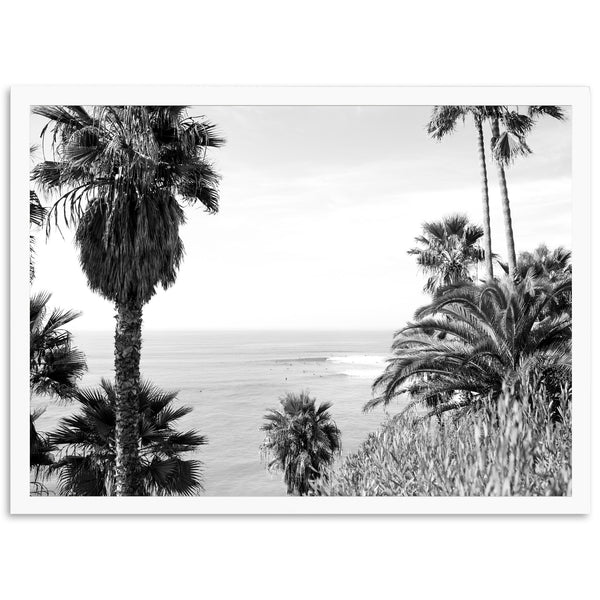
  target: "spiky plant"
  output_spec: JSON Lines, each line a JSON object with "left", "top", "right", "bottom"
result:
{"left": 261, "top": 391, "right": 342, "bottom": 495}
{"left": 32, "top": 105, "right": 224, "bottom": 495}
{"left": 367, "top": 278, "right": 571, "bottom": 417}
{"left": 50, "top": 379, "right": 206, "bottom": 496}
{"left": 407, "top": 213, "right": 484, "bottom": 295}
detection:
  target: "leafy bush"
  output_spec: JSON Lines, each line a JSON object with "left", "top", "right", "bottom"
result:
{"left": 314, "top": 382, "right": 571, "bottom": 496}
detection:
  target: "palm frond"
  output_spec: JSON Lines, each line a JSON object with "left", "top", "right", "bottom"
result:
{"left": 492, "top": 131, "right": 531, "bottom": 165}
{"left": 369, "top": 277, "right": 571, "bottom": 415}
{"left": 50, "top": 379, "right": 206, "bottom": 496}
{"left": 31, "top": 105, "right": 225, "bottom": 305}
{"left": 407, "top": 214, "right": 484, "bottom": 295}
{"left": 528, "top": 106, "right": 565, "bottom": 121}
{"left": 30, "top": 293, "right": 86, "bottom": 400}
{"left": 260, "top": 391, "right": 341, "bottom": 495}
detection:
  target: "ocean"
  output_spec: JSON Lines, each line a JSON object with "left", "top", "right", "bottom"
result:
{"left": 31, "top": 330, "right": 399, "bottom": 496}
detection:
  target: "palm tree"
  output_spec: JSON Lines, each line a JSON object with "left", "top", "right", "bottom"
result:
{"left": 30, "top": 291, "right": 87, "bottom": 399}
{"left": 32, "top": 106, "right": 224, "bottom": 495}
{"left": 517, "top": 244, "right": 571, "bottom": 282}
{"left": 366, "top": 278, "right": 571, "bottom": 417}
{"left": 30, "top": 408, "right": 57, "bottom": 495}
{"left": 261, "top": 391, "right": 342, "bottom": 495}
{"left": 50, "top": 379, "right": 206, "bottom": 496}
{"left": 407, "top": 213, "right": 484, "bottom": 295}
{"left": 30, "top": 176, "right": 86, "bottom": 491}
{"left": 30, "top": 292, "right": 87, "bottom": 493}
{"left": 427, "top": 106, "right": 495, "bottom": 280}
{"left": 488, "top": 106, "right": 565, "bottom": 279}
{"left": 30, "top": 145, "right": 47, "bottom": 281}
{"left": 427, "top": 106, "right": 565, "bottom": 281}
{"left": 517, "top": 244, "right": 572, "bottom": 320}
{"left": 30, "top": 191, "right": 46, "bottom": 282}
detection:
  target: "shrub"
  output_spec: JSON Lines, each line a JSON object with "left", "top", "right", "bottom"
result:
{"left": 313, "top": 382, "right": 571, "bottom": 496}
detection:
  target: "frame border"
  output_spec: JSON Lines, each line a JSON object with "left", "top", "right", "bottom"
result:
{"left": 11, "top": 86, "right": 591, "bottom": 514}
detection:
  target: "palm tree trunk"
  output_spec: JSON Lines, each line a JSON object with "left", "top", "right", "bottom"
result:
{"left": 114, "top": 301, "right": 143, "bottom": 496}
{"left": 491, "top": 117, "right": 518, "bottom": 279}
{"left": 475, "top": 116, "right": 494, "bottom": 281}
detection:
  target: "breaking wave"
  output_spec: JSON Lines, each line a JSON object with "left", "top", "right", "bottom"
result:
{"left": 327, "top": 355, "right": 388, "bottom": 379}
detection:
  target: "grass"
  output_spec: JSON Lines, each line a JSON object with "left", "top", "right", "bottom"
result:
{"left": 313, "top": 382, "right": 571, "bottom": 496}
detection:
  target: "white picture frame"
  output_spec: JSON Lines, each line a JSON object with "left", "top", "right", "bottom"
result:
{"left": 11, "top": 86, "right": 591, "bottom": 514}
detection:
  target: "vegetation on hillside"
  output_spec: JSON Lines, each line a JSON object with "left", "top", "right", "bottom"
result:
{"left": 320, "top": 106, "right": 572, "bottom": 497}
{"left": 314, "top": 380, "right": 571, "bottom": 497}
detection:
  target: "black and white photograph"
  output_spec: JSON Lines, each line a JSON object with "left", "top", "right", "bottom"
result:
{"left": 11, "top": 87, "right": 590, "bottom": 513}
{"left": 4, "top": 4, "right": 600, "bottom": 599}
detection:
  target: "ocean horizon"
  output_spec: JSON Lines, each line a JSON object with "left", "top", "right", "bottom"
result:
{"left": 32, "top": 329, "right": 401, "bottom": 496}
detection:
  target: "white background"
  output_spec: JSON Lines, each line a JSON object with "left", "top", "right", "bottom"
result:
{"left": 1, "top": 1, "right": 597, "bottom": 598}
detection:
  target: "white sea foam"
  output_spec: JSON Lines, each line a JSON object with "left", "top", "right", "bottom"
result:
{"left": 327, "top": 354, "right": 388, "bottom": 366}
{"left": 326, "top": 354, "right": 388, "bottom": 379}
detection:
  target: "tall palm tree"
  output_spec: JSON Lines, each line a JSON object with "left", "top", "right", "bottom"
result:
{"left": 407, "top": 213, "right": 484, "bottom": 295}
{"left": 427, "top": 106, "right": 565, "bottom": 281}
{"left": 489, "top": 106, "right": 565, "bottom": 279}
{"left": 32, "top": 106, "right": 224, "bottom": 495}
{"left": 427, "top": 106, "right": 495, "bottom": 280}
{"left": 367, "top": 278, "right": 571, "bottom": 417}
{"left": 50, "top": 379, "right": 206, "bottom": 496}
{"left": 261, "top": 392, "right": 342, "bottom": 495}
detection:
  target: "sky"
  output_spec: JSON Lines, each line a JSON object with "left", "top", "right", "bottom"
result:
{"left": 30, "top": 105, "right": 572, "bottom": 331}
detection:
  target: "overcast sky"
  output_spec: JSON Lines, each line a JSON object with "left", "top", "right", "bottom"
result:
{"left": 30, "top": 105, "right": 572, "bottom": 331}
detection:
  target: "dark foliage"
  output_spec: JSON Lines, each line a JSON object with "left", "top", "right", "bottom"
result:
{"left": 367, "top": 278, "right": 571, "bottom": 416}
{"left": 261, "top": 391, "right": 341, "bottom": 495}
{"left": 407, "top": 213, "right": 485, "bottom": 294}
{"left": 31, "top": 105, "right": 224, "bottom": 305}
{"left": 51, "top": 379, "right": 206, "bottom": 496}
